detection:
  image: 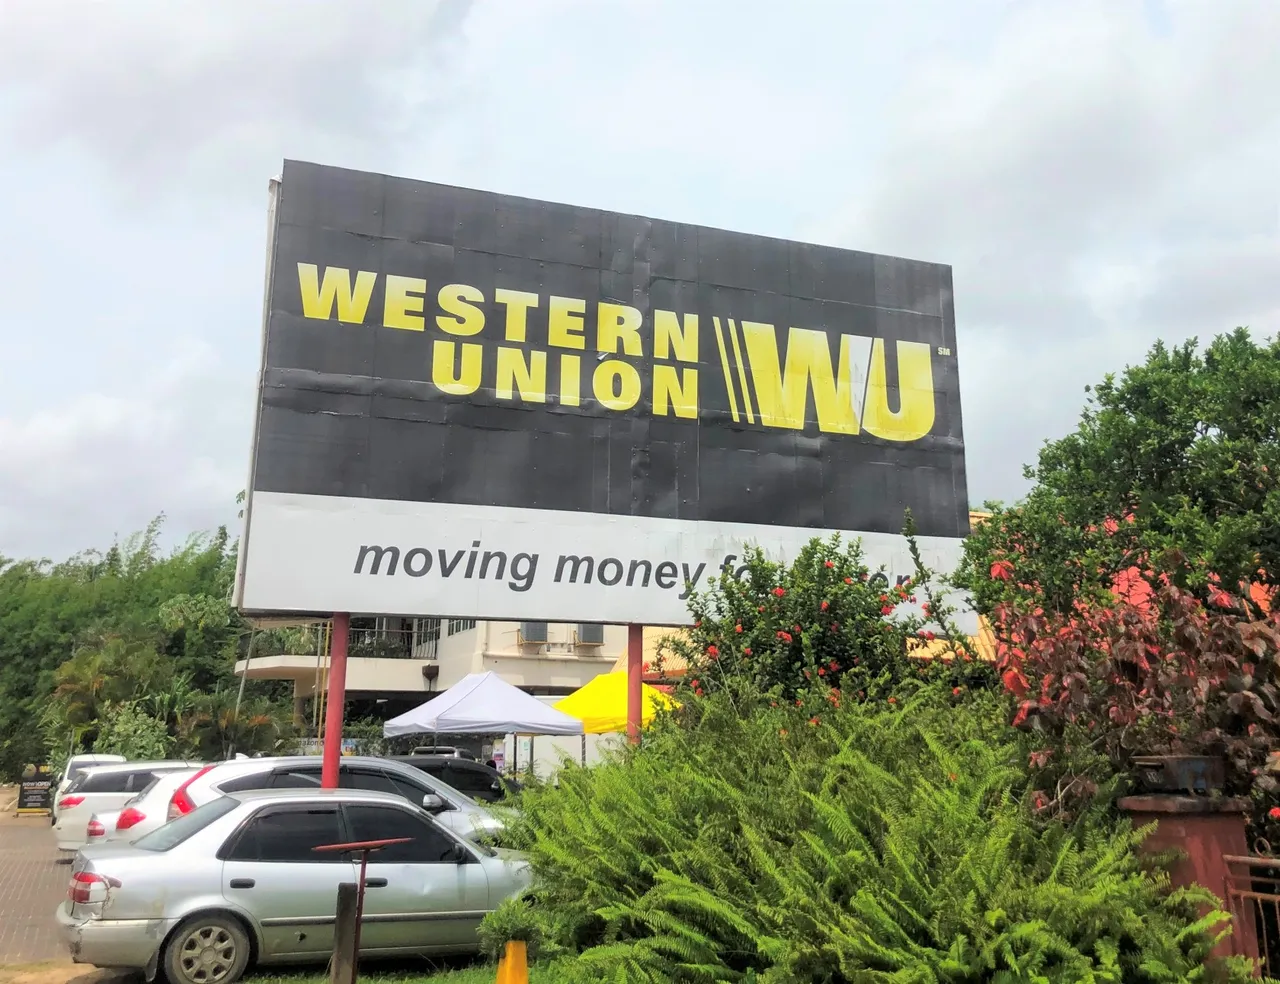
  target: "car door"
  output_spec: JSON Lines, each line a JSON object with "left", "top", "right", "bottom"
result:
{"left": 219, "top": 804, "right": 356, "bottom": 959}
{"left": 342, "top": 803, "right": 491, "bottom": 952}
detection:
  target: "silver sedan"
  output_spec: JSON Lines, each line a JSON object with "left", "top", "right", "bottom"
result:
{"left": 55, "top": 787, "right": 531, "bottom": 984}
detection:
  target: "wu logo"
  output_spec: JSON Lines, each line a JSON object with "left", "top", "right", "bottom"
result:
{"left": 711, "top": 319, "right": 937, "bottom": 442}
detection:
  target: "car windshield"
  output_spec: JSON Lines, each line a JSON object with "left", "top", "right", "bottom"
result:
{"left": 134, "top": 796, "right": 239, "bottom": 852}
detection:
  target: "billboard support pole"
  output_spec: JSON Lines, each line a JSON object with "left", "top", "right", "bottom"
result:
{"left": 626, "top": 624, "right": 643, "bottom": 744}
{"left": 321, "top": 613, "right": 351, "bottom": 788}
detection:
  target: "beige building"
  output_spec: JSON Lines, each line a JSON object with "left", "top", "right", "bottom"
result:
{"left": 236, "top": 618, "right": 637, "bottom": 720}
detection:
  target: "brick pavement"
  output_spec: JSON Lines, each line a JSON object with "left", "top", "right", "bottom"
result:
{"left": 0, "top": 815, "right": 68, "bottom": 965}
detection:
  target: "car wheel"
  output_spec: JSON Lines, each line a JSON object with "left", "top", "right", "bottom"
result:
{"left": 163, "top": 914, "right": 250, "bottom": 984}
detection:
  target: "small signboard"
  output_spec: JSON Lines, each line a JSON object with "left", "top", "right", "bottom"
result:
{"left": 17, "top": 763, "right": 53, "bottom": 815}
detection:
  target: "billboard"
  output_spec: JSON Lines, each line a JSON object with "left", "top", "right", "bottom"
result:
{"left": 235, "top": 161, "right": 969, "bottom": 625}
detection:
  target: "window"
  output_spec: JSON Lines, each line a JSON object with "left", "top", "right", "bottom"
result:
{"left": 217, "top": 770, "right": 275, "bottom": 794}
{"left": 79, "top": 771, "right": 137, "bottom": 794}
{"left": 343, "top": 805, "right": 461, "bottom": 864}
{"left": 126, "top": 770, "right": 161, "bottom": 792}
{"left": 224, "top": 807, "right": 346, "bottom": 863}
{"left": 447, "top": 618, "right": 477, "bottom": 636}
{"left": 413, "top": 618, "right": 441, "bottom": 659}
{"left": 271, "top": 770, "right": 322, "bottom": 789}
{"left": 136, "top": 797, "right": 239, "bottom": 853}
{"left": 339, "top": 768, "right": 404, "bottom": 797}
{"left": 445, "top": 764, "right": 502, "bottom": 799}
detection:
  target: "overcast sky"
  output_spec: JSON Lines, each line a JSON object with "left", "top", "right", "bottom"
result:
{"left": 0, "top": 0, "right": 1276, "bottom": 562}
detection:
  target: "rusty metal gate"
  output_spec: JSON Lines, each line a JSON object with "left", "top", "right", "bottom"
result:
{"left": 1224, "top": 853, "right": 1280, "bottom": 971}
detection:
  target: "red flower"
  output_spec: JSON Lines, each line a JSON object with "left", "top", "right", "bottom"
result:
{"left": 952, "top": 687, "right": 962, "bottom": 696}
{"left": 921, "top": 603, "right": 931, "bottom": 617}
{"left": 706, "top": 645, "right": 719, "bottom": 657}
{"left": 809, "top": 717, "right": 819, "bottom": 726}
{"left": 824, "top": 560, "right": 834, "bottom": 568}
{"left": 829, "top": 660, "right": 839, "bottom": 671}
{"left": 743, "top": 647, "right": 752, "bottom": 655}
{"left": 795, "top": 699, "right": 804, "bottom": 707}
{"left": 888, "top": 697, "right": 897, "bottom": 705}
{"left": 734, "top": 623, "right": 743, "bottom": 633}
{"left": 830, "top": 622, "right": 840, "bottom": 631}
{"left": 773, "top": 587, "right": 786, "bottom": 597}
{"left": 820, "top": 600, "right": 829, "bottom": 611}
{"left": 879, "top": 594, "right": 889, "bottom": 603}
{"left": 818, "top": 667, "right": 826, "bottom": 676}
{"left": 694, "top": 687, "right": 704, "bottom": 697}
{"left": 793, "top": 624, "right": 802, "bottom": 633}
{"left": 757, "top": 605, "right": 765, "bottom": 612}
{"left": 880, "top": 605, "right": 894, "bottom": 615}
{"left": 690, "top": 678, "right": 699, "bottom": 688}
{"left": 694, "top": 620, "right": 702, "bottom": 628}
{"left": 777, "top": 630, "right": 793, "bottom": 642}
{"left": 844, "top": 577, "right": 853, "bottom": 584}
{"left": 1269, "top": 807, "right": 1280, "bottom": 821}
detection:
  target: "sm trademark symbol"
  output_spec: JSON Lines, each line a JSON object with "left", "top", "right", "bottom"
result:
{"left": 937, "top": 346, "right": 952, "bottom": 356}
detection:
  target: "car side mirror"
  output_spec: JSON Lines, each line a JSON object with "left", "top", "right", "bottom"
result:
{"left": 422, "top": 793, "right": 446, "bottom": 812}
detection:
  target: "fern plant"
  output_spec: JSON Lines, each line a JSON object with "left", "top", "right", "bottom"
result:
{"left": 497, "top": 684, "right": 1257, "bottom": 983}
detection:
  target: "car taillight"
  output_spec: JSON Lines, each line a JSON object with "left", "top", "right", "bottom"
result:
{"left": 116, "top": 807, "right": 146, "bottom": 830}
{"left": 86, "top": 819, "right": 106, "bottom": 839}
{"left": 68, "top": 871, "right": 120, "bottom": 905}
{"left": 167, "top": 765, "right": 214, "bottom": 821}
{"left": 58, "top": 796, "right": 84, "bottom": 810}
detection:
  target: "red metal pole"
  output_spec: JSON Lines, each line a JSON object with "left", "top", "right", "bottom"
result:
{"left": 321, "top": 612, "right": 350, "bottom": 789}
{"left": 626, "top": 623, "right": 643, "bottom": 744}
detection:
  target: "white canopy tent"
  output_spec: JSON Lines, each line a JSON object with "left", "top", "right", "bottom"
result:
{"left": 383, "top": 671, "right": 585, "bottom": 738}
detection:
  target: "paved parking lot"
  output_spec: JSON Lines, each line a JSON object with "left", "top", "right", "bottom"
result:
{"left": 0, "top": 814, "right": 67, "bottom": 965}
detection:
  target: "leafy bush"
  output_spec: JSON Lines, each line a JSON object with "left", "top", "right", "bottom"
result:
{"left": 658, "top": 534, "right": 994, "bottom": 702}
{"left": 93, "top": 701, "right": 173, "bottom": 759}
{"left": 497, "top": 684, "right": 1255, "bottom": 983}
{"left": 478, "top": 896, "right": 543, "bottom": 961}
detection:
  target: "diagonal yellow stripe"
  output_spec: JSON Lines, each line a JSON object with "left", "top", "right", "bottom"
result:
{"left": 712, "top": 317, "right": 740, "bottom": 423}
{"left": 727, "top": 319, "right": 755, "bottom": 425}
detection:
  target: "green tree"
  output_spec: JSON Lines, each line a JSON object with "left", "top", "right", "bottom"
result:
{"left": 959, "top": 328, "right": 1280, "bottom": 615}
{"left": 0, "top": 516, "right": 265, "bottom": 779}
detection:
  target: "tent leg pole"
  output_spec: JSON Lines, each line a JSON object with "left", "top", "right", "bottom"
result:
{"left": 626, "top": 624, "right": 643, "bottom": 745}
{"left": 321, "top": 613, "right": 350, "bottom": 789}
{"left": 581, "top": 733, "right": 586, "bottom": 767}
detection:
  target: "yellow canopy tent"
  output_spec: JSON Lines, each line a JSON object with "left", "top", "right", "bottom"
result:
{"left": 554, "top": 671, "right": 678, "bottom": 734}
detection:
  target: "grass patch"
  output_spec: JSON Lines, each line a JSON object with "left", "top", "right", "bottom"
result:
{"left": 247, "top": 956, "right": 563, "bottom": 984}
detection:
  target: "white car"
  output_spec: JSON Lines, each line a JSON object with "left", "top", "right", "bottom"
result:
{"left": 179, "top": 756, "right": 505, "bottom": 843}
{"left": 54, "top": 761, "right": 201, "bottom": 855}
{"left": 56, "top": 788, "right": 532, "bottom": 984}
{"left": 51, "top": 755, "right": 126, "bottom": 825}
{"left": 86, "top": 768, "right": 205, "bottom": 846}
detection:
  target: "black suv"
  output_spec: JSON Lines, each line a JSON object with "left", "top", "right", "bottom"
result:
{"left": 390, "top": 755, "right": 521, "bottom": 804}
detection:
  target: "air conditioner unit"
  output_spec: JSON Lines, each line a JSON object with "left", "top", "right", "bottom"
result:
{"left": 575, "top": 623, "right": 605, "bottom": 647}
{"left": 519, "top": 621, "right": 549, "bottom": 645}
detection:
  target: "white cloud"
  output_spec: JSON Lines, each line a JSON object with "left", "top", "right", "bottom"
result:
{"left": 0, "top": 339, "right": 250, "bottom": 560}
{"left": 811, "top": 0, "right": 1280, "bottom": 502}
{"left": 0, "top": 0, "right": 1276, "bottom": 558}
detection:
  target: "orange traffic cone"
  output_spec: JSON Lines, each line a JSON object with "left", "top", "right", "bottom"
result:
{"left": 495, "top": 940, "right": 528, "bottom": 984}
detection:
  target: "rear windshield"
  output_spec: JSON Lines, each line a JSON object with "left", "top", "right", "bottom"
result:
{"left": 133, "top": 796, "right": 238, "bottom": 852}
